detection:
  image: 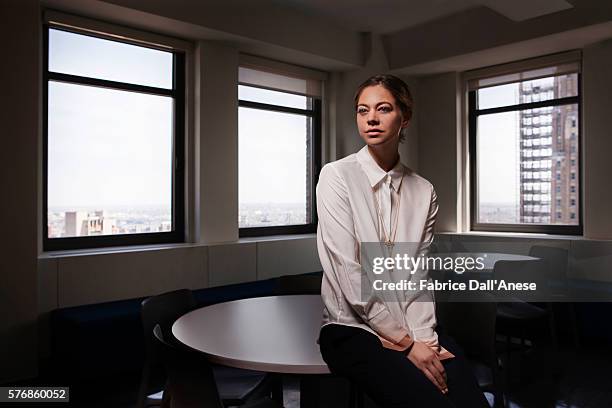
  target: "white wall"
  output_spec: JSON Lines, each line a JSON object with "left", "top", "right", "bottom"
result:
{"left": 416, "top": 73, "right": 461, "bottom": 232}
{"left": 0, "top": 0, "right": 40, "bottom": 383}
{"left": 582, "top": 39, "right": 612, "bottom": 240}
{"left": 38, "top": 238, "right": 323, "bottom": 310}
{"left": 195, "top": 41, "right": 240, "bottom": 243}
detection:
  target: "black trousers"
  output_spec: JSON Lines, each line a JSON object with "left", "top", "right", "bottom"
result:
{"left": 319, "top": 324, "right": 489, "bottom": 408}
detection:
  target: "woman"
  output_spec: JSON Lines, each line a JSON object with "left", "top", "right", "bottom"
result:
{"left": 316, "top": 74, "right": 489, "bottom": 408}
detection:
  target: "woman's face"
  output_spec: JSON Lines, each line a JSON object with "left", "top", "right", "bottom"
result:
{"left": 356, "top": 85, "right": 408, "bottom": 147}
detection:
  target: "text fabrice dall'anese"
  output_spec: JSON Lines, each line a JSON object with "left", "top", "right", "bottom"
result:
{"left": 372, "top": 254, "right": 486, "bottom": 275}
{"left": 372, "top": 279, "right": 537, "bottom": 292}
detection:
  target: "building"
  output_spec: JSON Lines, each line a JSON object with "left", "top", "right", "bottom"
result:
{"left": 64, "top": 210, "right": 116, "bottom": 236}
{"left": 519, "top": 75, "right": 579, "bottom": 224}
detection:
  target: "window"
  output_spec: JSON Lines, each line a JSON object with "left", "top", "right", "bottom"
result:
{"left": 237, "top": 60, "right": 323, "bottom": 236}
{"left": 467, "top": 54, "right": 581, "bottom": 234}
{"left": 44, "top": 24, "right": 185, "bottom": 250}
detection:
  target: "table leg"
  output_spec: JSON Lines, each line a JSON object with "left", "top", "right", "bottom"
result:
{"left": 271, "top": 374, "right": 284, "bottom": 407}
{"left": 299, "top": 375, "right": 320, "bottom": 408}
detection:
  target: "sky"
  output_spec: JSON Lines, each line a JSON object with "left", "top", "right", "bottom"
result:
{"left": 48, "top": 82, "right": 173, "bottom": 208}
{"left": 477, "top": 83, "right": 520, "bottom": 206}
{"left": 48, "top": 29, "right": 173, "bottom": 209}
{"left": 48, "top": 29, "right": 309, "bottom": 210}
{"left": 238, "top": 86, "right": 308, "bottom": 206}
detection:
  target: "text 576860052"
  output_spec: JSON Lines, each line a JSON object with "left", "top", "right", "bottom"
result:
{"left": 0, "top": 387, "right": 69, "bottom": 402}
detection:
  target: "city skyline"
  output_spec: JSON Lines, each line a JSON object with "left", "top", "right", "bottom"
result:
{"left": 48, "top": 202, "right": 308, "bottom": 237}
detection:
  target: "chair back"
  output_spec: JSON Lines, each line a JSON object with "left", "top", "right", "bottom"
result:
{"left": 153, "top": 324, "right": 224, "bottom": 408}
{"left": 437, "top": 292, "right": 497, "bottom": 367}
{"left": 529, "top": 245, "right": 569, "bottom": 288}
{"left": 137, "top": 289, "right": 196, "bottom": 408}
{"left": 141, "top": 289, "right": 196, "bottom": 353}
{"left": 495, "top": 259, "right": 550, "bottom": 301}
{"left": 275, "top": 273, "right": 322, "bottom": 295}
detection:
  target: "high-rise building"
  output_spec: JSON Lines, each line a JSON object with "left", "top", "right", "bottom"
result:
{"left": 64, "top": 210, "right": 116, "bottom": 237}
{"left": 518, "top": 75, "right": 579, "bottom": 224}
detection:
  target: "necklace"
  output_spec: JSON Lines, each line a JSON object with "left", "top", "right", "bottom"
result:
{"left": 372, "top": 169, "right": 404, "bottom": 251}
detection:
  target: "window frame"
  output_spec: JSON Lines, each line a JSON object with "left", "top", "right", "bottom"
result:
{"left": 42, "top": 24, "right": 186, "bottom": 250}
{"left": 237, "top": 87, "right": 322, "bottom": 237}
{"left": 468, "top": 70, "right": 583, "bottom": 235}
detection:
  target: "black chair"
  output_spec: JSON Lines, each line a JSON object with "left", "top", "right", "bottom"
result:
{"left": 527, "top": 245, "right": 579, "bottom": 347}
{"left": 493, "top": 258, "right": 562, "bottom": 389}
{"left": 153, "top": 324, "right": 281, "bottom": 408}
{"left": 137, "top": 289, "right": 272, "bottom": 408}
{"left": 274, "top": 273, "right": 322, "bottom": 295}
{"left": 494, "top": 258, "right": 557, "bottom": 348}
{"left": 437, "top": 293, "right": 505, "bottom": 407}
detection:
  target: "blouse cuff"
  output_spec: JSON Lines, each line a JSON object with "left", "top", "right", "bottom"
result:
{"left": 370, "top": 310, "right": 412, "bottom": 345}
{"left": 412, "top": 326, "right": 437, "bottom": 343}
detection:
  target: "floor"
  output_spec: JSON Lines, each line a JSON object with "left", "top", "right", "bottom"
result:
{"left": 14, "top": 342, "right": 612, "bottom": 408}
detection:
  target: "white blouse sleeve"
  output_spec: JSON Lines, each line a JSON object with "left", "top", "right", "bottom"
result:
{"left": 419, "top": 186, "right": 439, "bottom": 256}
{"left": 407, "top": 185, "right": 441, "bottom": 343}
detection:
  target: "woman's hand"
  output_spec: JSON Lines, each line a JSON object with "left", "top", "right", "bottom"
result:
{"left": 407, "top": 341, "right": 448, "bottom": 394}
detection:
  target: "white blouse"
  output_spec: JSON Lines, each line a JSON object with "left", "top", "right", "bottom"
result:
{"left": 317, "top": 146, "right": 440, "bottom": 349}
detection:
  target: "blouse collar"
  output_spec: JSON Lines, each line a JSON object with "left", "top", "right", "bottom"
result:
{"left": 356, "top": 145, "right": 404, "bottom": 191}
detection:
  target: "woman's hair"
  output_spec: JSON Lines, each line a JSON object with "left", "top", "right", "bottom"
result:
{"left": 354, "top": 74, "right": 414, "bottom": 142}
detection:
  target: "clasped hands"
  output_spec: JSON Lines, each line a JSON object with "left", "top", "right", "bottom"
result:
{"left": 407, "top": 341, "right": 449, "bottom": 394}
{"left": 381, "top": 337, "right": 453, "bottom": 394}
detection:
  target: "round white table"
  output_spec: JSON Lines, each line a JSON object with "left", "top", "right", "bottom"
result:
{"left": 172, "top": 294, "right": 330, "bottom": 375}
{"left": 172, "top": 295, "right": 329, "bottom": 407}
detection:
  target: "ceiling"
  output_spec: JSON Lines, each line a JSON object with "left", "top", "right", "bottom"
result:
{"left": 272, "top": 0, "right": 574, "bottom": 34}
{"left": 47, "top": 0, "right": 606, "bottom": 73}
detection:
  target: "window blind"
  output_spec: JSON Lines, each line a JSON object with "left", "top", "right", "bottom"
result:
{"left": 466, "top": 51, "right": 581, "bottom": 91}
{"left": 238, "top": 55, "right": 326, "bottom": 98}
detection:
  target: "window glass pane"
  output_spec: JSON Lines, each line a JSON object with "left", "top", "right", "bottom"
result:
{"left": 477, "top": 111, "right": 520, "bottom": 223}
{"left": 477, "top": 104, "right": 579, "bottom": 225}
{"left": 239, "top": 107, "right": 309, "bottom": 228}
{"left": 478, "top": 83, "right": 519, "bottom": 110}
{"left": 239, "top": 85, "right": 308, "bottom": 109}
{"left": 47, "top": 81, "right": 173, "bottom": 238}
{"left": 477, "top": 74, "right": 578, "bottom": 110}
{"left": 48, "top": 28, "right": 173, "bottom": 89}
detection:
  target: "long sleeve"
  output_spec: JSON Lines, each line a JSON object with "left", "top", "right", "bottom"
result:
{"left": 419, "top": 186, "right": 439, "bottom": 257}
{"left": 407, "top": 185, "right": 441, "bottom": 344}
{"left": 316, "top": 164, "right": 411, "bottom": 345}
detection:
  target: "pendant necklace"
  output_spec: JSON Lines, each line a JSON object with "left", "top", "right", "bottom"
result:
{"left": 372, "top": 169, "right": 404, "bottom": 255}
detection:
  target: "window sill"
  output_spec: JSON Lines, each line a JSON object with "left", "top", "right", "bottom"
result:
{"left": 38, "top": 233, "right": 317, "bottom": 259}
{"left": 237, "top": 233, "right": 316, "bottom": 243}
{"left": 437, "top": 231, "right": 592, "bottom": 241}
